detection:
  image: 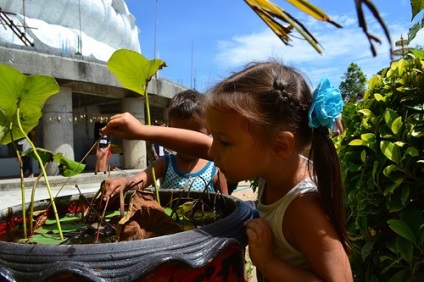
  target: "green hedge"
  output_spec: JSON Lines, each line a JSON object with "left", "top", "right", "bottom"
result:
{"left": 337, "top": 50, "right": 424, "bottom": 281}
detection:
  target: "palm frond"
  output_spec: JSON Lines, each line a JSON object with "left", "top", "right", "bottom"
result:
{"left": 245, "top": 0, "right": 338, "bottom": 54}
{"left": 285, "top": 0, "right": 342, "bottom": 27}
{"left": 245, "top": 0, "right": 393, "bottom": 58}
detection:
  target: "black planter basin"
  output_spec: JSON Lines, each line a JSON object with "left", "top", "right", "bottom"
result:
{"left": 0, "top": 189, "right": 257, "bottom": 281}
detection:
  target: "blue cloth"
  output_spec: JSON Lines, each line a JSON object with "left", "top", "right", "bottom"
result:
{"left": 308, "top": 78, "right": 344, "bottom": 129}
{"left": 160, "top": 154, "right": 216, "bottom": 192}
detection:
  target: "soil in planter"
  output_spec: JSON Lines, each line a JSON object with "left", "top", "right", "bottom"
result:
{"left": 0, "top": 189, "right": 229, "bottom": 245}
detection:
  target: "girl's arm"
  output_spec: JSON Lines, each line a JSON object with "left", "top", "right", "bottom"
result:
{"left": 245, "top": 194, "right": 352, "bottom": 281}
{"left": 102, "top": 157, "right": 167, "bottom": 200}
{"left": 285, "top": 193, "right": 352, "bottom": 281}
{"left": 102, "top": 112, "right": 212, "bottom": 160}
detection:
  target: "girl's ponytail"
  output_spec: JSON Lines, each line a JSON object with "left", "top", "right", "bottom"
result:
{"left": 309, "top": 126, "right": 350, "bottom": 253}
{"left": 308, "top": 78, "right": 350, "bottom": 253}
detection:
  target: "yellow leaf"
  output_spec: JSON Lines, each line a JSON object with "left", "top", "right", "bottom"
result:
{"left": 286, "top": 0, "right": 331, "bottom": 22}
{"left": 245, "top": 0, "right": 324, "bottom": 53}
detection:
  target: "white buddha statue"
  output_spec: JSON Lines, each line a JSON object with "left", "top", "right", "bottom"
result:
{"left": 0, "top": 0, "right": 141, "bottom": 61}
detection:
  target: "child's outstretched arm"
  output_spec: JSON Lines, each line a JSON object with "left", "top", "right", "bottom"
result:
{"left": 101, "top": 157, "right": 166, "bottom": 200}
{"left": 101, "top": 175, "right": 139, "bottom": 200}
{"left": 102, "top": 112, "right": 212, "bottom": 160}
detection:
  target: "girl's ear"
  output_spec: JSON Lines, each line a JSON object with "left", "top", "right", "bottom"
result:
{"left": 273, "top": 131, "right": 295, "bottom": 159}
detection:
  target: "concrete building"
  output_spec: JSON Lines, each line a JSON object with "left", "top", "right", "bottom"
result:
{"left": 0, "top": 0, "right": 186, "bottom": 178}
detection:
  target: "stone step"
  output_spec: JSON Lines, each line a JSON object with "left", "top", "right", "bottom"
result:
{"left": 0, "top": 169, "right": 143, "bottom": 191}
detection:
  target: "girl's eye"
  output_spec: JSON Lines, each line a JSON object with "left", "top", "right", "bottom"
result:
{"left": 220, "top": 140, "right": 231, "bottom": 146}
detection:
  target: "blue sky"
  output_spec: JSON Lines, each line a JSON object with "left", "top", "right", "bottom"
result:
{"left": 125, "top": 0, "right": 424, "bottom": 91}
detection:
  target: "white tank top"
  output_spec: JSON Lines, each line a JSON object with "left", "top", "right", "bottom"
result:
{"left": 257, "top": 177, "right": 318, "bottom": 269}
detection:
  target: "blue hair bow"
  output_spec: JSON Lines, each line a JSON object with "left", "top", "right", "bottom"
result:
{"left": 308, "top": 78, "right": 344, "bottom": 129}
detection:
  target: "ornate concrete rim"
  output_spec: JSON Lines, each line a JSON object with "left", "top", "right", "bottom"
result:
{"left": 0, "top": 189, "right": 258, "bottom": 281}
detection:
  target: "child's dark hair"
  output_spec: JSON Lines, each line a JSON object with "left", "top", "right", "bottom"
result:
{"left": 168, "top": 89, "right": 205, "bottom": 120}
{"left": 206, "top": 61, "right": 350, "bottom": 253}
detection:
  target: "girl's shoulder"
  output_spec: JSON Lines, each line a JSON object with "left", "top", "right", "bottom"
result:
{"left": 152, "top": 155, "right": 168, "bottom": 173}
{"left": 190, "top": 158, "right": 215, "bottom": 175}
{"left": 285, "top": 184, "right": 328, "bottom": 230}
{"left": 196, "top": 158, "right": 211, "bottom": 167}
{"left": 258, "top": 177, "right": 317, "bottom": 196}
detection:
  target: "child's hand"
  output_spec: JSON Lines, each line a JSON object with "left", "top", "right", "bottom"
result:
{"left": 102, "top": 112, "right": 145, "bottom": 140}
{"left": 101, "top": 177, "right": 132, "bottom": 200}
{"left": 244, "top": 218, "right": 274, "bottom": 271}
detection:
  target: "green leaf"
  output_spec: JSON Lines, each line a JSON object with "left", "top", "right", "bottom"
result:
{"left": 361, "top": 133, "right": 376, "bottom": 142}
{"left": 384, "top": 178, "right": 404, "bottom": 196}
{"left": 367, "top": 275, "right": 378, "bottom": 282}
{"left": 0, "top": 110, "right": 43, "bottom": 145}
{"left": 360, "top": 150, "right": 367, "bottom": 162}
{"left": 386, "top": 238, "right": 398, "bottom": 255}
{"left": 349, "top": 139, "right": 367, "bottom": 146}
{"left": 105, "top": 210, "right": 123, "bottom": 218}
{"left": 380, "top": 141, "right": 401, "bottom": 163}
{"left": 25, "top": 147, "right": 54, "bottom": 164}
{"left": 404, "top": 147, "right": 419, "bottom": 157}
{"left": 388, "top": 269, "right": 407, "bottom": 282}
{"left": 391, "top": 117, "right": 403, "bottom": 135}
{"left": 358, "top": 109, "right": 371, "bottom": 116}
{"left": 400, "top": 187, "right": 410, "bottom": 206}
{"left": 384, "top": 109, "right": 399, "bottom": 127}
{"left": 53, "top": 153, "right": 85, "bottom": 177}
{"left": 0, "top": 110, "right": 11, "bottom": 143}
{"left": 45, "top": 215, "right": 80, "bottom": 225}
{"left": 20, "top": 75, "right": 60, "bottom": 116}
{"left": 367, "top": 74, "right": 382, "bottom": 90}
{"left": 393, "top": 141, "right": 405, "bottom": 147}
{"left": 36, "top": 222, "right": 87, "bottom": 234}
{"left": 391, "top": 59, "right": 406, "bottom": 76}
{"left": 383, "top": 164, "right": 399, "bottom": 177}
{"left": 411, "top": 127, "right": 424, "bottom": 137}
{"left": 387, "top": 219, "right": 416, "bottom": 242}
{"left": 396, "top": 237, "right": 413, "bottom": 265}
{"left": 0, "top": 64, "right": 59, "bottom": 144}
{"left": 374, "top": 93, "right": 386, "bottom": 102}
{"left": 22, "top": 233, "right": 66, "bottom": 245}
{"left": 421, "top": 229, "right": 424, "bottom": 246}
{"left": 378, "top": 254, "right": 394, "bottom": 263}
{"left": 0, "top": 64, "right": 25, "bottom": 117}
{"left": 164, "top": 207, "right": 173, "bottom": 217}
{"left": 164, "top": 207, "right": 182, "bottom": 220}
{"left": 411, "top": 0, "right": 424, "bottom": 19}
{"left": 107, "top": 49, "right": 167, "bottom": 95}
{"left": 361, "top": 239, "right": 375, "bottom": 260}
{"left": 408, "top": 22, "right": 423, "bottom": 42}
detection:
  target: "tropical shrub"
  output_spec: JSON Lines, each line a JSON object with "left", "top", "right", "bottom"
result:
{"left": 337, "top": 50, "right": 424, "bottom": 281}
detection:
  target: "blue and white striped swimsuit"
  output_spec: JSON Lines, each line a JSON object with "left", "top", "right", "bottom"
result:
{"left": 160, "top": 154, "right": 216, "bottom": 192}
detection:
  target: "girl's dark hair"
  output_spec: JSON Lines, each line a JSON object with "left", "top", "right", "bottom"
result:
{"left": 167, "top": 89, "right": 205, "bottom": 120}
{"left": 206, "top": 61, "right": 350, "bottom": 253}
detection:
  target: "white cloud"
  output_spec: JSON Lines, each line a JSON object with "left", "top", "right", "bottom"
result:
{"left": 213, "top": 10, "right": 420, "bottom": 89}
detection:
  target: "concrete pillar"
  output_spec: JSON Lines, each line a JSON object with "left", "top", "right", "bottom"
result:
{"left": 121, "top": 97, "right": 146, "bottom": 169}
{"left": 42, "top": 86, "right": 74, "bottom": 175}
